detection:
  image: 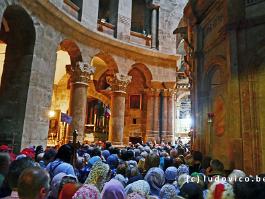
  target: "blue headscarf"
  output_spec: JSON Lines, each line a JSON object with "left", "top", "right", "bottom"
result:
{"left": 165, "top": 166, "right": 178, "bottom": 182}
{"left": 102, "top": 150, "right": 110, "bottom": 160}
{"left": 107, "top": 154, "right": 119, "bottom": 169}
{"left": 144, "top": 167, "right": 165, "bottom": 196}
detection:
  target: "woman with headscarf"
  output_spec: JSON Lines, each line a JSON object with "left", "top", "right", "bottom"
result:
{"left": 58, "top": 183, "right": 81, "bottom": 199}
{"left": 48, "top": 172, "right": 67, "bottom": 199}
{"left": 85, "top": 160, "right": 110, "bottom": 192}
{"left": 127, "top": 192, "right": 147, "bottom": 199}
{"left": 101, "top": 179, "right": 126, "bottom": 199}
{"left": 72, "top": 184, "right": 101, "bottom": 199}
{"left": 102, "top": 150, "right": 110, "bottom": 161}
{"left": 206, "top": 181, "right": 234, "bottom": 199}
{"left": 179, "top": 182, "right": 204, "bottom": 199}
{"left": 125, "top": 180, "right": 150, "bottom": 197}
{"left": 160, "top": 184, "right": 179, "bottom": 199}
{"left": 144, "top": 167, "right": 165, "bottom": 196}
{"left": 46, "top": 144, "right": 75, "bottom": 179}
{"left": 177, "top": 164, "right": 189, "bottom": 180}
{"left": 114, "top": 174, "right": 128, "bottom": 187}
{"left": 107, "top": 154, "right": 119, "bottom": 177}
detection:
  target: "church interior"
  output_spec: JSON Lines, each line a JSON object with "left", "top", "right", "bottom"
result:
{"left": 0, "top": 0, "right": 265, "bottom": 175}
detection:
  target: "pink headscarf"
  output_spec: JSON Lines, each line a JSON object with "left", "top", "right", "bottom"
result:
{"left": 72, "top": 184, "right": 101, "bottom": 199}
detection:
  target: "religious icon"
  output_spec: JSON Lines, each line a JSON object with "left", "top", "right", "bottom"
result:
{"left": 129, "top": 94, "right": 141, "bottom": 109}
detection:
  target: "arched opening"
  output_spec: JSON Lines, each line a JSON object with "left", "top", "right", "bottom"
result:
{"left": 92, "top": 52, "right": 118, "bottom": 91}
{"left": 176, "top": 92, "right": 191, "bottom": 144}
{"left": 79, "top": 52, "right": 118, "bottom": 143}
{"left": 204, "top": 65, "right": 227, "bottom": 163}
{"left": 48, "top": 39, "right": 82, "bottom": 146}
{"left": 0, "top": 5, "right": 35, "bottom": 151}
{"left": 124, "top": 63, "right": 152, "bottom": 144}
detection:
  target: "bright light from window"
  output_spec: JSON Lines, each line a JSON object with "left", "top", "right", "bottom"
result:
{"left": 182, "top": 115, "right": 192, "bottom": 129}
{"left": 0, "top": 43, "right": 7, "bottom": 86}
{"left": 54, "top": 50, "right": 71, "bottom": 84}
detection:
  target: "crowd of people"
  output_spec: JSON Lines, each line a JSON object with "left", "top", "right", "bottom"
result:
{"left": 0, "top": 140, "right": 265, "bottom": 199}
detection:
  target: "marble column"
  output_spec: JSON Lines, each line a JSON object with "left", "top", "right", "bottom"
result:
{"left": 66, "top": 62, "right": 95, "bottom": 143}
{"left": 153, "top": 89, "right": 161, "bottom": 143}
{"left": 162, "top": 89, "right": 168, "bottom": 142}
{"left": 145, "top": 89, "right": 154, "bottom": 142}
{"left": 167, "top": 89, "right": 175, "bottom": 144}
{"left": 107, "top": 73, "right": 131, "bottom": 146}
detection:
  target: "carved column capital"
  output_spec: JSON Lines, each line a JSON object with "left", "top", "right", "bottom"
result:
{"left": 162, "top": 89, "right": 170, "bottom": 97}
{"left": 66, "top": 62, "right": 95, "bottom": 86}
{"left": 107, "top": 73, "right": 132, "bottom": 93}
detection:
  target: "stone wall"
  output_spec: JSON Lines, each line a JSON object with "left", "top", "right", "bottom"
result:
{"left": 184, "top": 0, "right": 265, "bottom": 174}
{"left": 0, "top": 0, "right": 178, "bottom": 150}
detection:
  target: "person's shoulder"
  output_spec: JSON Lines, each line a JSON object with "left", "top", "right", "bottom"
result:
{"left": 58, "top": 162, "right": 73, "bottom": 168}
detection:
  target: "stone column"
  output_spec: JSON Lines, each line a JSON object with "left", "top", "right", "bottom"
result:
{"left": 145, "top": 89, "right": 154, "bottom": 142}
{"left": 151, "top": 8, "right": 158, "bottom": 49}
{"left": 153, "top": 89, "right": 161, "bottom": 143}
{"left": 167, "top": 89, "right": 175, "bottom": 144}
{"left": 116, "top": 0, "right": 132, "bottom": 41}
{"left": 66, "top": 62, "right": 95, "bottom": 143}
{"left": 162, "top": 89, "right": 168, "bottom": 142}
{"left": 81, "top": 0, "right": 99, "bottom": 31}
{"left": 107, "top": 73, "right": 131, "bottom": 146}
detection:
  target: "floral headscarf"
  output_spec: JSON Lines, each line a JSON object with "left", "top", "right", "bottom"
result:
{"left": 72, "top": 184, "right": 101, "bottom": 199}
{"left": 144, "top": 167, "right": 165, "bottom": 196}
{"left": 227, "top": 170, "right": 246, "bottom": 185}
{"left": 125, "top": 180, "right": 150, "bottom": 197}
{"left": 177, "top": 173, "right": 191, "bottom": 188}
{"left": 85, "top": 160, "right": 110, "bottom": 191}
{"left": 102, "top": 179, "right": 126, "bottom": 199}
{"left": 177, "top": 164, "right": 189, "bottom": 179}
{"left": 207, "top": 181, "right": 234, "bottom": 199}
{"left": 159, "top": 184, "right": 179, "bottom": 199}
{"left": 127, "top": 192, "right": 146, "bottom": 199}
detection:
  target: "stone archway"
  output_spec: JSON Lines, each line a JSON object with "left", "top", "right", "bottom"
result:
{"left": 124, "top": 63, "right": 152, "bottom": 144}
{"left": 0, "top": 5, "right": 36, "bottom": 152}
{"left": 203, "top": 64, "right": 228, "bottom": 166}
